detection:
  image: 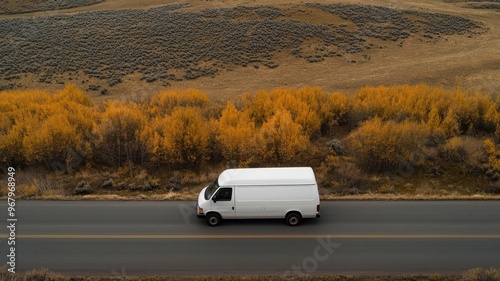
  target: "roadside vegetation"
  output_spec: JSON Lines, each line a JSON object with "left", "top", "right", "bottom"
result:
{"left": 1, "top": 267, "right": 499, "bottom": 281}
{"left": 1, "top": 84, "right": 500, "bottom": 199}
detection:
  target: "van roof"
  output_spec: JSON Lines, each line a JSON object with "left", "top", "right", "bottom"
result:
{"left": 218, "top": 167, "right": 316, "bottom": 186}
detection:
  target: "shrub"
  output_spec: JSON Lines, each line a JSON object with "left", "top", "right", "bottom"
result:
{"left": 439, "top": 137, "right": 486, "bottom": 175}
{"left": 93, "top": 101, "right": 147, "bottom": 168}
{"left": 254, "top": 110, "right": 309, "bottom": 164}
{"left": 440, "top": 108, "right": 461, "bottom": 138}
{"left": 1, "top": 84, "right": 498, "bottom": 185}
{"left": 316, "top": 153, "right": 341, "bottom": 187}
{"left": 143, "top": 107, "right": 209, "bottom": 168}
{"left": 0, "top": 85, "right": 95, "bottom": 169}
{"left": 332, "top": 160, "right": 369, "bottom": 195}
{"left": 440, "top": 137, "right": 468, "bottom": 162}
{"left": 0, "top": 120, "right": 28, "bottom": 166}
{"left": 351, "top": 84, "right": 496, "bottom": 137}
{"left": 346, "top": 117, "right": 430, "bottom": 172}
{"left": 484, "top": 139, "right": 500, "bottom": 172}
{"left": 24, "top": 268, "right": 66, "bottom": 281}
{"left": 73, "top": 181, "right": 92, "bottom": 195}
{"left": 22, "top": 114, "right": 80, "bottom": 166}
{"left": 460, "top": 268, "right": 500, "bottom": 281}
{"left": 147, "top": 89, "right": 209, "bottom": 117}
{"left": 321, "top": 91, "right": 350, "bottom": 131}
{"left": 243, "top": 87, "right": 340, "bottom": 138}
{"left": 214, "top": 102, "right": 258, "bottom": 166}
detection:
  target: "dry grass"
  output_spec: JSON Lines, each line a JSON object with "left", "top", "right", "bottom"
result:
{"left": 2, "top": 267, "right": 500, "bottom": 281}
{"left": 2, "top": 158, "right": 499, "bottom": 201}
{"left": 5, "top": 266, "right": 500, "bottom": 281}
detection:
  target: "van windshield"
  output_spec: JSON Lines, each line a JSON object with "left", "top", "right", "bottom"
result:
{"left": 204, "top": 179, "right": 219, "bottom": 200}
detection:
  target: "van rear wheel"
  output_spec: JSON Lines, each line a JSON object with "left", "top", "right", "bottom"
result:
{"left": 206, "top": 213, "right": 222, "bottom": 226}
{"left": 286, "top": 212, "right": 301, "bottom": 226}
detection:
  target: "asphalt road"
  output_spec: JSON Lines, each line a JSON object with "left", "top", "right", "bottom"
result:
{"left": 0, "top": 201, "right": 499, "bottom": 276}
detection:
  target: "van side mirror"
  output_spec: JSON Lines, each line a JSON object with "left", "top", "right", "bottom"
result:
{"left": 212, "top": 195, "right": 217, "bottom": 203}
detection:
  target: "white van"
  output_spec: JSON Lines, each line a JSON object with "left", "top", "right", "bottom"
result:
{"left": 196, "top": 167, "right": 321, "bottom": 226}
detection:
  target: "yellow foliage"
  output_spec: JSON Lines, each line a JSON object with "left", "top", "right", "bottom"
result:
{"left": 23, "top": 114, "right": 79, "bottom": 163}
{"left": 484, "top": 103, "right": 500, "bottom": 140}
{"left": 52, "top": 84, "right": 96, "bottom": 133}
{"left": 242, "top": 89, "right": 276, "bottom": 125}
{"left": 321, "top": 91, "right": 350, "bottom": 130}
{"left": 484, "top": 139, "right": 500, "bottom": 171}
{"left": 352, "top": 84, "right": 497, "bottom": 135}
{"left": 52, "top": 84, "right": 93, "bottom": 106}
{"left": 94, "top": 101, "right": 147, "bottom": 167}
{"left": 147, "top": 88, "right": 209, "bottom": 117}
{"left": 214, "top": 102, "right": 257, "bottom": 166}
{"left": 0, "top": 122, "right": 27, "bottom": 164}
{"left": 426, "top": 105, "right": 445, "bottom": 140}
{"left": 440, "top": 108, "right": 460, "bottom": 138}
{"left": 166, "top": 107, "right": 208, "bottom": 165}
{"left": 317, "top": 154, "right": 341, "bottom": 176}
{"left": 441, "top": 136, "right": 467, "bottom": 162}
{"left": 1, "top": 84, "right": 500, "bottom": 174}
{"left": 346, "top": 117, "right": 429, "bottom": 172}
{"left": 243, "top": 87, "right": 348, "bottom": 138}
{"left": 255, "top": 110, "right": 309, "bottom": 163}
{"left": 143, "top": 107, "right": 208, "bottom": 167}
{"left": 0, "top": 85, "right": 95, "bottom": 167}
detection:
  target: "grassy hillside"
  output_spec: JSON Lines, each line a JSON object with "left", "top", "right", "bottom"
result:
{"left": 0, "top": 0, "right": 104, "bottom": 15}
{"left": 0, "top": 0, "right": 498, "bottom": 99}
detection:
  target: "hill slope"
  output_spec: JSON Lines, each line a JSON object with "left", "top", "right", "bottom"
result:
{"left": 0, "top": 0, "right": 498, "bottom": 100}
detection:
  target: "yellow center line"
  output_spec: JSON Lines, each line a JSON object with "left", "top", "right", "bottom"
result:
{"left": 3, "top": 234, "right": 500, "bottom": 239}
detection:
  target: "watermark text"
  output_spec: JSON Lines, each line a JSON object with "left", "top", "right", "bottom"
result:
{"left": 6, "top": 167, "right": 17, "bottom": 273}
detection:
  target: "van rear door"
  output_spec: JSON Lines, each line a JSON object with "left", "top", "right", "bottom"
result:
{"left": 211, "top": 187, "right": 235, "bottom": 219}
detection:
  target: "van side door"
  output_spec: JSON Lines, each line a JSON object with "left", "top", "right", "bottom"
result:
{"left": 211, "top": 187, "right": 235, "bottom": 219}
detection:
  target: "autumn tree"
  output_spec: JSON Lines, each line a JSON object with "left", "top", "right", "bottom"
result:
{"left": 351, "top": 84, "right": 497, "bottom": 137}
{"left": 484, "top": 103, "right": 500, "bottom": 139}
{"left": 320, "top": 91, "right": 350, "bottom": 133}
{"left": 52, "top": 84, "right": 96, "bottom": 134}
{"left": 170, "top": 107, "right": 209, "bottom": 167}
{"left": 1, "top": 83, "right": 499, "bottom": 175}
{"left": 93, "top": 101, "right": 147, "bottom": 169}
{"left": 426, "top": 105, "right": 445, "bottom": 141}
{"left": 484, "top": 139, "right": 500, "bottom": 171}
{"left": 147, "top": 89, "right": 209, "bottom": 117}
{"left": 440, "top": 108, "right": 460, "bottom": 138}
{"left": 346, "top": 117, "right": 430, "bottom": 172}
{"left": 142, "top": 107, "right": 209, "bottom": 168}
{"left": 0, "top": 121, "right": 28, "bottom": 166}
{"left": 22, "top": 114, "right": 80, "bottom": 167}
{"left": 0, "top": 85, "right": 95, "bottom": 169}
{"left": 255, "top": 110, "right": 309, "bottom": 164}
{"left": 242, "top": 87, "right": 349, "bottom": 138}
{"left": 214, "top": 102, "right": 257, "bottom": 166}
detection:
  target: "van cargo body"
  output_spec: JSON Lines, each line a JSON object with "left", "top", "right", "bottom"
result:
{"left": 196, "top": 167, "right": 321, "bottom": 226}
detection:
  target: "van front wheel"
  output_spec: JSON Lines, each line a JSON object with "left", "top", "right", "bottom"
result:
{"left": 206, "top": 213, "right": 222, "bottom": 226}
{"left": 286, "top": 212, "right": 301, "bottom": 226}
